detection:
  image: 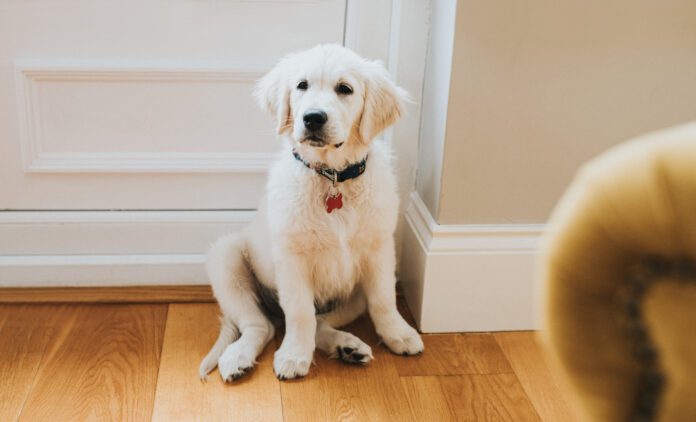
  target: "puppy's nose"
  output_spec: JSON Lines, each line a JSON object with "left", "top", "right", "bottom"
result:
{"left": 303, "top": 110, "right": 328, "bottom": 131}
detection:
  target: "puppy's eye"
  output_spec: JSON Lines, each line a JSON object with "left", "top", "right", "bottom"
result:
{"left": 297, "top": 80, "right": 308, "bottom": 90}
{"left": 335, "top": 83, "right": 353, "bottom": 95}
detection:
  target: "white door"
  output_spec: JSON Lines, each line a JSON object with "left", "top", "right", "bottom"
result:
{"left": 0, "top": 0, "right": 429, "bottom": 286}
{"left": 0, "top": 0, "right": 346, "bottom": 210}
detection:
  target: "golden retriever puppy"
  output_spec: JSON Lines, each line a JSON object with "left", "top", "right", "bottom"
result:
{"left": 200, "top": 44, "right": 423, "bottom": 381}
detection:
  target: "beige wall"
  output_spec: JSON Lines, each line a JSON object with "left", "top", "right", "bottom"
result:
{"left": 434, "top": 0, "right": 696, "bottom": 224}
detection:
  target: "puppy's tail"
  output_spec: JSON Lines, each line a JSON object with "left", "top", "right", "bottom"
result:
{"left": 198, "top": 315, "right": 240, "bottom": 381}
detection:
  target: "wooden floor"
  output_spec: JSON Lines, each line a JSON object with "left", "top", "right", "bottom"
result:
{"left": 0, "top": 300, "right": 577, "bottom": 422}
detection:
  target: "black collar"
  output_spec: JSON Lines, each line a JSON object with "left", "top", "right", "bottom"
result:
{"left": 292, "top": 150, "right": 367, "bottom": 184}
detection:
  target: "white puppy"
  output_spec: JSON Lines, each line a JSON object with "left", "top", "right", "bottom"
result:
{"left": 200, "top": 44, "right": 424, "bottom": 381}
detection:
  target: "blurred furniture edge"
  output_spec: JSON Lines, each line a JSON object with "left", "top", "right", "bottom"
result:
{"left": 540, "top": 121, "right": 696, "bottom": 421}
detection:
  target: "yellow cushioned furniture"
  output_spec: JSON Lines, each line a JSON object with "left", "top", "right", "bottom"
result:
{"left": 541, "top": 122, "right": 696, "bottom": 422}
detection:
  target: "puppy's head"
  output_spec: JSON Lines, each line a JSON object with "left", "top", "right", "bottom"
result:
{"left": 255, "top": 44, "right": 410, "bottom": 161}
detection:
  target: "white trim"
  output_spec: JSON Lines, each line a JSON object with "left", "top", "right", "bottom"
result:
{"left": 14, "top": 61, "right": 274, "bottom": 173}
{"left": 342, "top": 0, "right": 360, "bottom": 49}
{"left": 400, "top": 192, "right": 544, "bottom": 333}
{"left": 0, "top": 209, "right": 255, "bottom": 224}
{"left": 386, "top": 0, "right": 402, "bottom": 75}
{"left": 23, "top": 152, "right": 275, "bottom": 173}
{"left": 415, "top": 0, "right": 456, "bottom": 219}
{"left": 378, "top": 0, "right": 431, "bottom": 264}
{"left": 0, "top": 209, "right": 253, "bottom": 286}
{"left": 0, "top": 254, "right": 207, "bottom": 287}
{"left": 0, "top": 209, "right": 254, "bottom": 258}
{"left": 406, "top": 192, "right": 544, "bottom": 253}
{"left": 0, "top": 209, "right": 256, "bottom": 286}
{"left": 0, "top": 254, "right": 203, "bottom": 267}
{"left": 342, "top": 0, "right": 392, "bottom": 64}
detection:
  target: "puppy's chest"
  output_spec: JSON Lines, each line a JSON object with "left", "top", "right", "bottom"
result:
{"left": 285, "top": 182, "right": 375, "bottom": 300}
{"left": 302, "top": 224, "right": 371, "bottom": 304}
{"left": 289, "top": 179, "right": 373, "bottom": 247}
{"left": 288, "top": 197, "right": 371, "bottom": 264}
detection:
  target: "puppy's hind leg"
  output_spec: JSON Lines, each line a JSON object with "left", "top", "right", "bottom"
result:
{"left": 202, "top": 233, "right": 275, "bottom": 382}
{"left": 316, "top": 291, "right": 373, "bottom": 364}
{"left": 199, "top": 315, "right": 239, "bottom": 380}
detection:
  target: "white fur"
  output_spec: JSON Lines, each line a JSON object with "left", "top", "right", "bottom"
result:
{"left": 201, "top": 44, "right": 423, "bottom": 382}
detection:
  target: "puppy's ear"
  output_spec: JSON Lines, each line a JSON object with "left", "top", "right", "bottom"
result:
{"left": 254, "top": 56, "right": 293, "bottom": 135}
{"left": 359, "top": 61, "right": 411, "bottom": 143}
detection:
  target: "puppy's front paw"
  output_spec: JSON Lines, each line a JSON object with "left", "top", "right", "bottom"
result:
{"left": 273, "top": 348, "right": 313, "bottom": 380}
{"left": 218, "top": 341, "right": 256, "bottom": 383}
{"left": 381, "top": 323, "right": 424, "bottom": 356}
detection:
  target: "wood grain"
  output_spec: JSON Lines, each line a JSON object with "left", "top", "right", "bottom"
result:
{"left": 281, "top": 368, "right": 414, "bottom": 422}
{"left": 400, "top": 376, "right": 457, "bottom": 421}
{"left": 441, "top": 374, "right": 541, "bottom": 421}
{"left": 395, "top": 333, "right": 513, "bottom": 376}
{"left": 0, "top": 286, "right": 214, "bottom": 304}
{"left": 494, "top": 331, "right": 579, "bottom": 422}
{"left": 279, "top": 312, "right": 415, "bottom": 422}
{"left": 151, "top": 303, "right": 283, "bottom": 422}
{"left": 0, "top": 305, "right": 76, "bottom": 421}
{"left": 0, "top": 301, "right": 576, "bottom": 421}
{"left": 18, "top": 304, "right": 167, "bottom": 422}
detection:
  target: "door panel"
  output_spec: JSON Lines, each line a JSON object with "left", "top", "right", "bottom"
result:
{"left": 0, "top": 0, "right": 346, "bottom": 209}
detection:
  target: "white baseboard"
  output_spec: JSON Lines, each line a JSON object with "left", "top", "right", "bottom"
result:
{"left": 2, "top": 203, "right": 545, "bottom": 330}
{"left": 0, "top": 210, "right": 253, "bottom": 287}
{"left": 0, "top": 254, "right": 206, "bottom": 287}
{"left": 400, "top": 192, "right": 544, "bottom": 333}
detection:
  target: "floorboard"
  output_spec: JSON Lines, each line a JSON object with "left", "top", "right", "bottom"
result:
{"left": 17, "top": 304, "right": 167, "bottom": 422}
{"left": 395, "top": 333, "right": 513, "bottom": 376}
{"left": 151, "top": 303, "right": 283, "bottom": 422}
{"left": 441, "top": 373, "right": 541, "bottom": 421}
{"left": 0, "top": 305, "right": 76, "bottom": 421}
{"left": 0, "top": 285, "right": 213, "bottom": 304}
{"left": 278, "top": 313, "right": 415, "bottom": 422}
{"left": 401, "top": 376, "right": 457, "bottom": 421}
{"left": 494, "top": 331, "right": 578, "bottom": 422}
{"left": 0, "top": 302, "right": 578, "bottom": 421}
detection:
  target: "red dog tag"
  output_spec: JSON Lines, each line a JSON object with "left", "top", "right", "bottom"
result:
{"left": 325, "top": 192, "right": 343, "bottom": 213}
